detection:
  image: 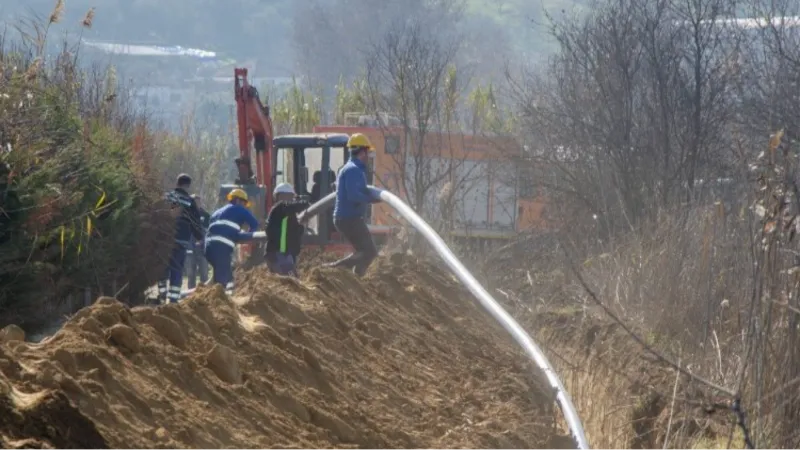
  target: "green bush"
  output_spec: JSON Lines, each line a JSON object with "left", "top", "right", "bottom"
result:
{"left": 0, "top": 23, "right": 176, "bottom": 329}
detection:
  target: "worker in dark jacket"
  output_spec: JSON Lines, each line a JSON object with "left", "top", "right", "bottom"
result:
{"left": 204, "top": 188, "right": 259, "bottom": 296}
{"left": 328, "top": 133, "right": 381, "bottom": 276}
{"left": 190, "top": 194, "right": 210, "bottom": 285}
{"left": 264, "top": 183, "right": 309, "bottom": 276}
{"left": 159, "top": 173, "right": 204, "bottom": 303}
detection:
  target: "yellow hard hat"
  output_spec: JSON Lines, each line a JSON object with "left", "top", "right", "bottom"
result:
{"left": 227, "top": 188, "right": 251, "bottom": 207}
{"left": 347, "top": 133, "right": 375, "bottom": 151}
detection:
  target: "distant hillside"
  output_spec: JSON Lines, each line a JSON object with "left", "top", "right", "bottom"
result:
{"left": 0, "top": 0, "right": 588, "bottom": 78}
{"left": 0, "top": 0, "right": 295, "bottom": 73}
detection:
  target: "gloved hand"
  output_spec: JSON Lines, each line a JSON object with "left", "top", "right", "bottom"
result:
{"left": 369, "top": 190, "right": 382, "bottom": 203}
{"left": 237, "top": 231, "right": 254, "bottom": 241}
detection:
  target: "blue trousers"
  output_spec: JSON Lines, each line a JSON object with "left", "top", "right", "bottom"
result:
{"left": 195, "top": 243, "right": 209, "bottom": 284}
{"left": 158, "top": 243, "right": 186, "bottom": 303}
{"left": 266, "top": 252, "right": 297, "bottom": 277}
{"left": 205, "top": 241, "right": 234, "bottom": 295}
{"left": 186, "top": 242, "right": 209, "bottom": 289}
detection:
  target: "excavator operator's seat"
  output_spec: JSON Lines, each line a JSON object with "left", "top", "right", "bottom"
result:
{"left": 310, "top": 170, "right": 322, "bottom": 203}
{"left": 310, "top": 169, "right": 336, "bottom": 202}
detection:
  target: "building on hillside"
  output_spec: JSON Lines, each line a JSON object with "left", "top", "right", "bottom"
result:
{"left": 81, "top": 39, "right": 297, "bottom": 126}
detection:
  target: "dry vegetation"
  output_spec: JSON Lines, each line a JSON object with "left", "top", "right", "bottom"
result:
{"left": 479, "top": 132, "right": 798, "bottom": 448}
{"left": 0, "top": 3, "right": 236, "bottom": 331}
{"left": 6, "top": 0, "right": 800, "bottom": 449}
{"left": 475, "top": 0, "right": 800, "bottom": 446}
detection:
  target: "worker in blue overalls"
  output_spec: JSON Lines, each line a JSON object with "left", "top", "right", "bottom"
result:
{"left": 159, "top": 173, "right": 204, "bottom": 303}
{"left": 204, "top": 188, "right": 259, "bottom": 296}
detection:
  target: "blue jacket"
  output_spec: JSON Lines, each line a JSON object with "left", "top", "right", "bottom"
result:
{"left": 334, "top": 158, "right": 376, "bottom": 219}
{"left": 205, "top": 203, "right": 259, "bottom": 249}
{"left": 166, "top": 188, "right": 204, "bottom": 245}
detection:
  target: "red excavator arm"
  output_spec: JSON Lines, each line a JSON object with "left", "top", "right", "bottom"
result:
{"left": 234, "top": 68, "right": 275, "bottom": 215}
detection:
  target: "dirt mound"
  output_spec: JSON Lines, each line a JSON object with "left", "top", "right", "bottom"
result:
{"left": 0, "top": 255, "right": 565, "bottom": 448}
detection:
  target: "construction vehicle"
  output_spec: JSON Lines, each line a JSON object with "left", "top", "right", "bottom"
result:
{"left": 219, "top": 68, "right": 395, "bottom": 264}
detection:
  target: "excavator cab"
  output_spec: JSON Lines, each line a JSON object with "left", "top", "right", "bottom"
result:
{"left": 273, "top": 133, "right": 346, "bottom": 245}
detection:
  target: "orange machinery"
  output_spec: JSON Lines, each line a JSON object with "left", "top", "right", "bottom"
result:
{"left": 221, "top": 69, "right": 394, "bottom": 263}
{"left": 217, "top": 67, "right": 274, "bottom": 263}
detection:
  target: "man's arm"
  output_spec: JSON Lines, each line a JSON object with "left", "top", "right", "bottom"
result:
{"left": 344, "top": 170, "right": 372, "bottom": 204}
{"left": 237, "top": 231, "right": 255, "bottom": 242}
{"left": 368, "top": 188, "right": 381, "bottom": 203}
{"left": 188, "top": 199, "right": 205, "bottom": 240}
{"left": 240, "top": 205, "right": 260, "bottom": 231}
{"left": 285, "top": 200, "right": 310, "bottom": 215}
{"left": 232, "top": 205, "right": 260, "bottom": 243}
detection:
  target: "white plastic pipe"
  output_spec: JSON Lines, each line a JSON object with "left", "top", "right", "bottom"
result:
{"left": 367, "top": 187, "right": 589, "bottom": 449}
{"left": 182, "top": 188, "right": 589, "bottom": 448}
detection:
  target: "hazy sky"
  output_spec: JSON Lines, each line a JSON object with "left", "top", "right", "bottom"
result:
{"left": 0, "top": 0, "right": 571, "bottom": 80}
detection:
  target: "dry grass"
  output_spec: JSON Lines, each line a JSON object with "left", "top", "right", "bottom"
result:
{"left": 526, "top": 175, "right": 798, "bottom": 448}
{"left": 478, "top": 135, "right": 800, "bottom": 448}
{"left": 579, "top": 206, "right": 751, "bottom": 377}
{"left": 516, "top": 206, "right": 770, "bottom": 448}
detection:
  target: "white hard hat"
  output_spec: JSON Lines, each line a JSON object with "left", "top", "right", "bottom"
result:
{"left": 273, "top": 182, "right": 295, "bottom": 196}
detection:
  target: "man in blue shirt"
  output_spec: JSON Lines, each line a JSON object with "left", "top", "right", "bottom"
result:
{"left": 159, "top": 174, "right": 204, "bottom": 303}
{"left": 329, "top": 133, "right": 382, "bottom": 276}
{"left": 204, "top": 188, "right": 259, "bottom": 296}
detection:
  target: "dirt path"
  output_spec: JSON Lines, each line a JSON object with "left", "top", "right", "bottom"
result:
{"left": 0, "top": 255, "right": 567, "bottom": 448}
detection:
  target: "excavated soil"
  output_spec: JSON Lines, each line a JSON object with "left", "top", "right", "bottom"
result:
{"left": 0, "top": 255, "right": 566, "bottom": 449}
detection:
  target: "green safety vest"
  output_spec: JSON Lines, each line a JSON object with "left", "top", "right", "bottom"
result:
{"left": 280, "top": 216, "right": 288, "bottom": 253}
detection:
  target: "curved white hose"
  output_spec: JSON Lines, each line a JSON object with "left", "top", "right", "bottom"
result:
{"left": 183, "top": 187, "right": 590, "bottom": 448}
{"left": 369, "top": 187, "right": 589, "bottom": 449}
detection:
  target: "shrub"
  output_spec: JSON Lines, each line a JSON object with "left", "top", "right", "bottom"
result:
{"left": 0, "top": 11, "right": 175, "bottom": 330}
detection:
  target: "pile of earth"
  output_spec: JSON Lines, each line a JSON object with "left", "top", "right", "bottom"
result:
{"left": 0, "top": 254, "right": 570, "bottom": 449}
